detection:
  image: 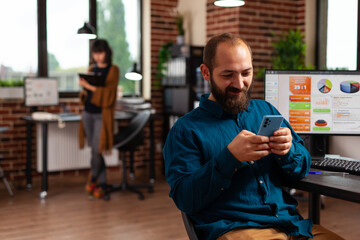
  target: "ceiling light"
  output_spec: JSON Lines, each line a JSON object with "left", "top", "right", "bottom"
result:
{"left": 214, "top": 0, "right": 245, "bottom": 7}
{"left": 77, "top": 22, "right": 96, "bottom": 39}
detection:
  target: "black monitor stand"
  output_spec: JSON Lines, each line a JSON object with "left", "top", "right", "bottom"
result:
{"left": 299, "top": 134, "right": 329, "bottom": 160}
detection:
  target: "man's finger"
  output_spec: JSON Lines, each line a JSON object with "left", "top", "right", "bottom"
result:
{"left": 240, "top": 129, "right": 256, "bottom": 136}
{"left": 255, "top": 143, "right": 271, "bottom": 151}
{"left": 270, "top": 135, "right": 290, "bottom": 143}
{"left": 249, "top": 135, "right": 270, "bottom": 144}
{"left": 273, "top": 127, "right": 290, "bottom": 136}
{"left": 250, "top": 150, "right": 272, "bottom": 160}
{"left": 271, "top": 148, "right": 289, "bottom": 156}
{"left": 269, "top": 142, "right": 290, "bottom": 151}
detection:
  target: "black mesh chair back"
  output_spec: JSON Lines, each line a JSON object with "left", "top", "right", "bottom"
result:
{"left": 113, "top": 110, "right": 150, "bottom": 150}
{"left": 111, "top": 110, "right": 153, "bottom": 200}
{"left": 181, "top": 211, "right": 199, "bottom": 240}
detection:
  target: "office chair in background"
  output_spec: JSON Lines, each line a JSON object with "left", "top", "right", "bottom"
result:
{"left": 181, "top": 211, "right": 199, "bottom": 240}
{"left": 0, "top": 126, "right": 14, "bottom": 197}
{"left": 110, "top": 110, "right": 153, "bottom": 200}
{"left": 0, "top": 164, "right": 13, "bottom": 197}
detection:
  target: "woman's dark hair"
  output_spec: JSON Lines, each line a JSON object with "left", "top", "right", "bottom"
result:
{"left": 90, "top": 39, "right": 113, "bottom": 65}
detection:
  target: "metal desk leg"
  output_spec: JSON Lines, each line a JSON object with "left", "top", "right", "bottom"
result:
{"left": 40, "top": 123, "right": 48, "bottom": 199}
{"left": 26, "top": 121, "right": 33, "bottom": 190}
{"left": 149, "top": 117, "right": 155, "bottom": 185}
{"left": 309, "top": 192, "right": 321, "bottom": 224}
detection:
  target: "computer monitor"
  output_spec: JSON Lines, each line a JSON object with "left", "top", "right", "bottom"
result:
{"left": 265, "top": 70, "right": 360, "bottom": 135}
{"left": 24, "top": 77, "right": 59, "bottom": 107}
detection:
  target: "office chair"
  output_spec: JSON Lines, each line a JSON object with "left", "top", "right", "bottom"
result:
{"left": 110, "top": 110, "right": 153, "bottom": 200}
{"left": 0, "top": 127, "right": 14, "bottom": 197}
{"left": 181, "top": 211, "right": 199, "bottom": 240}
{"left": 0, "top": 164, "right": 13, "bottom": 197}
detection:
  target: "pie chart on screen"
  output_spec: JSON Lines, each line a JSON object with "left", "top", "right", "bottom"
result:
{"left": 340, "top": 81, "right": 360, "bottom": 93}
{"left": 315, "top": 119, "right": 327, "bottom": 127}
{"left": 317, "top": 79, "right": 332, "bottom": 93}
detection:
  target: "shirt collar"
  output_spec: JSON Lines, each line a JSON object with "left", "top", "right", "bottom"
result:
{"left": 199, "top": 93, "right": 252, "bottom": 119}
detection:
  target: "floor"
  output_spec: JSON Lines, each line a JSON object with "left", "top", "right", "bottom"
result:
{"left": 0, "top": 172, "right": 359, "bottom": 240}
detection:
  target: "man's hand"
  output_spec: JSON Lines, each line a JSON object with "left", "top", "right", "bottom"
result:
{"left": 227, "top": 130, "right": 271, "bottom": 162}
{"left": 269, "top": 127, "right": 292, "bottom": 155}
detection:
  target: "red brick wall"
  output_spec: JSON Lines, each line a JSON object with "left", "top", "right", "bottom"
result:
{"left": 0, "top": 99, "right": 84, "bottom": 184}
{"left": 0, "top": 100, "right": 30, "bottom": 183}
{"left": 150, "top": 0, "right": 178, "bottom": 105}
{"left": 206, "top": 0, "right": 306, "bottom": 99}
{"left": 150, "top": 0, "right": 179, "bottom": 168}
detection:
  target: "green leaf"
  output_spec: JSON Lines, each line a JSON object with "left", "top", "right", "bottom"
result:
{"left": 155, "top": 42, "right": 173, "bottom": 81}
{"left": 272, "top": 29, "right": 306, "bottom": 70}
{"left": 0, "top": 79, "right": 23, "bottom": 87}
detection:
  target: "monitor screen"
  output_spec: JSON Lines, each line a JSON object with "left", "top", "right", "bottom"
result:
{"left": 265, "top": 70, "right": 360, "bottom": 135}
{"left": 24, "top": 77, "right": 59, "bottom": 107}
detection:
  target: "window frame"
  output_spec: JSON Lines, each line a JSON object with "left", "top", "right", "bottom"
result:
{"left": 315, "top": 0, "right": 360, "bottom": 70}
{"left": 37, "top": 0, "right": 143, "bottom": 98}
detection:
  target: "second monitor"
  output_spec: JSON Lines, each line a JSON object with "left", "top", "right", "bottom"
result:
{"left": 265, "top": 70, "right": 360, "bottom": 135}
{"left": 24, "top": 77, "right": 59, "bottom": 107}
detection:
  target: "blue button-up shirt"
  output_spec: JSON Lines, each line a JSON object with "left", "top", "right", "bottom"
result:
{"left": 163, "top": 94, "right": 312, "bottom": 240}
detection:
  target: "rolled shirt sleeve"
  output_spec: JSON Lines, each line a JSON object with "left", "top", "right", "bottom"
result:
{"left": 275, "top": 119, "right": 311, "bottom": 181}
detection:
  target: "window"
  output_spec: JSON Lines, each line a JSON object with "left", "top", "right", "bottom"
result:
{"left": 1, "top": 0, "right": 142, "bottom": 96}
{"left": 326, "top": 0, "right": 358, "bottom": 70}
{"left": 47, "top": 0, "right": 90, "bottom": 92}
{"left": 0, "top": 0, "right": 38, "bottom": 81}
{"left": 97, "top": 0, "right": 142, "bottom": 96}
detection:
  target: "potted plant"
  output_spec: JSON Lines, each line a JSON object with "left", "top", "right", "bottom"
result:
{"left": 256, "top": 29, "right": 314, "bottom": 80}
{"left": 175, "top": 12, "right": 185, "bottom": 45}
{"left": 155, "top": 42, "right": 173, "bottom": 88}
{"left": 0, "top": 79, "right": 24, "bottom": 99}
{"left": 272, "top": 29, "right": 309, "bottom": 70}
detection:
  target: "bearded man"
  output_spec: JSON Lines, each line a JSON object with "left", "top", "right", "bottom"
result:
{"left": 163, "top": 33, "right": 344, "bottom": 240}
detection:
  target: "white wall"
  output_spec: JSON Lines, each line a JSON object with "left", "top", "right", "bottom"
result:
{"left": 305, "top": 0, "right": 316, "bottom": 68}
{"left": 142, "top": 0, "right": 151, "bottom": 100}
{"left": 177, "top": 0, "right": 206, "bottom": 46}
{"left": 329, "top": 136, "right": 360, "bottom": 159}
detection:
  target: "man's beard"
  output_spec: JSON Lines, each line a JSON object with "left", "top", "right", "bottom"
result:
{"left": 210, "top": 75, "right": 252, "bottom": 114}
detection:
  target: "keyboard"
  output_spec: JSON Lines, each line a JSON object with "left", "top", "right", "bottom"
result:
{"left": 311, "top": 156, "right": 360, "bottom": 176}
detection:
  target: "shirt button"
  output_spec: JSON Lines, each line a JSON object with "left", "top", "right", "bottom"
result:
{"left": 259, "top": 180, "right": 263, "bottom": 184}
{"left": 234, "top": 168, "right": 238, "bottom": 172}
{"left": 250, "top": 161, "right": 254, "bottom": 164}
{"left": 221, "top": 188, "right": 224, "bottom": 191}
{"left": 275, "top": 215, "right": 279, "bottom": 218}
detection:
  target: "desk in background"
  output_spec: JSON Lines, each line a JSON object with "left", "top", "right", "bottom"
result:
{"left": 285, "top": 170, "right": 360, "bottom": 224}
{"left": 23, "top": 111, "right": 155, "bottom": 199}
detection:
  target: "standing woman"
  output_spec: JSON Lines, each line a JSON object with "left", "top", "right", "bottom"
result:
{"left": 78, "top": 39, "right": 120, "bottom": 200}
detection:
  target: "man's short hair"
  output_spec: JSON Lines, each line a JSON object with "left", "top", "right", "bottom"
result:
{"left": 203, "top": 33, "right": 253, "bottom": 73}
